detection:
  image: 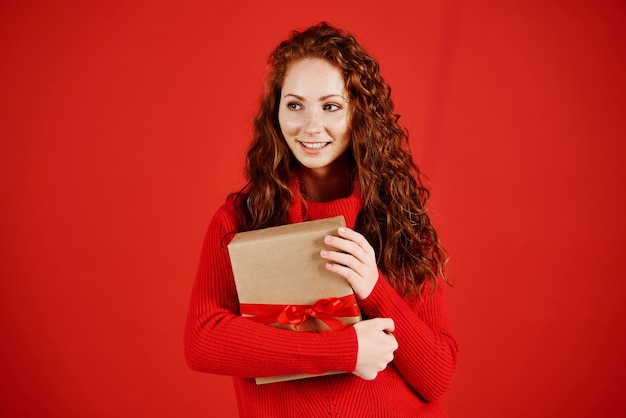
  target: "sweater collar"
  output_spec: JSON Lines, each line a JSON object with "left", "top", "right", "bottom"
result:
{"left": 287, "top": 174, "right": 362, "bottom": 228}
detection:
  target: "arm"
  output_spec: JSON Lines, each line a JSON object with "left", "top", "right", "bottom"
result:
{"left": 359, "top": 275, "right": 459, "bottom": 401}
{"left": 322, "top": 227, "right": 459, "bottom": 401}
{"left": 183, "top": 202, "right": 358, "bottom": 379}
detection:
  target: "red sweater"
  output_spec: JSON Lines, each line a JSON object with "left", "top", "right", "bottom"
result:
{"left": 184, "top": 182, "right": 459, "bottom": 417}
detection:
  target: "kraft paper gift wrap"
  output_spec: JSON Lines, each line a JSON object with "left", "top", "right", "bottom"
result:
{"left": 227, "top": 215, "right": 362, "bottom": 384}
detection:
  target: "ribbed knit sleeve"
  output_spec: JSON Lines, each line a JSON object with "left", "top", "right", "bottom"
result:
{"left": 183, "top": 200, "right": 359, "bottom": 379}
{"left": 358, "top": 274, "right": 459, "bottom": 401}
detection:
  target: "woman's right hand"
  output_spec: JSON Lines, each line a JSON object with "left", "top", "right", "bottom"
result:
{"left": 352, "top": 318, "right": 398, "bottom": 380}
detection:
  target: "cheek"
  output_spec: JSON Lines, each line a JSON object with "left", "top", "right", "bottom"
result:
{"left": 330, "top": 116, "right": 349, "bottom": 138}
{"left": 278, "top": 112, "right": 298, "bottom": 137}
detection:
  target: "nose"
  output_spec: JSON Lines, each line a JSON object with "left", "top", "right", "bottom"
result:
{"left": 303, "top": 110, "right": 321, "bottom": 135}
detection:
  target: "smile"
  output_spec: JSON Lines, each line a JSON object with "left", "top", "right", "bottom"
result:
{"left": 299, "top": 142, "right": 330, "bottom": 149}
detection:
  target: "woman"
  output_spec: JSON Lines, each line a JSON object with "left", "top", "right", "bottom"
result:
{"left": 185, "top": 22, "right": 458, "bottom": 417}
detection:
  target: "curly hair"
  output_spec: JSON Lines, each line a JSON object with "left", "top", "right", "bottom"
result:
{"left": 234, "top": 22, "right": 448, "bottom": 296}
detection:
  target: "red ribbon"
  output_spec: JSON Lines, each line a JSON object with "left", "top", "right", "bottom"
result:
{"left": 240, "top": 294, "right": 360, "bottom": 331}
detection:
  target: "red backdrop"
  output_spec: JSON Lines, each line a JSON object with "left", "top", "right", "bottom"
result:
{"left": 1, "top": 1, "right": 625, "bottom": 417}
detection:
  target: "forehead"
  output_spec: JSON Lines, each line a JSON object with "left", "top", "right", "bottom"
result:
{"left": 281, "top": 58, "right": 346, "bottom": 94}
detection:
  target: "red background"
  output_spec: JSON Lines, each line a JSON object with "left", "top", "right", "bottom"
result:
{"left": 1, "top": 1, "right": 625, "bottom": 417}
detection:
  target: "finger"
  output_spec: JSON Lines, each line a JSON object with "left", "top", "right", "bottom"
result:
{"left": 337, "top": 228, "right": 376, "bottom": 258}
{"left": 325, "top": 261, "right": 361, "bottom": 287}
{"left": 324, "top": 235, "right": 372, "bottom": 265}
{"left": 337, "top": 227, "right": 372, "bottom": 250}
{"left": 321, "top": 250, "right": 370, "bottom": 278}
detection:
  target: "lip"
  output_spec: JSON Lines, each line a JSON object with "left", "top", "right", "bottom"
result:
{"left": 298, "top": 141, "right": 330, "bottom": 154}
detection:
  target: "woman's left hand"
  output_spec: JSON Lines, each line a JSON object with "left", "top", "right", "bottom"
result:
{"left": 321, "top": 227, "right": 379, "bottom": 300}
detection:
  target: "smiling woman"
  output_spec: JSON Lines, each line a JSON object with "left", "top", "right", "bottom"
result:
{"left": 184, "top": 22, "right": 458, "bottom": 417}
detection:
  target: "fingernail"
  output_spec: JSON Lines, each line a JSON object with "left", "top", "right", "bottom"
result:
{"left": 338, "top": 227, "right": 346, "bottom": 234}
{"left": 321, "top": 250, "right": 328, "bottom": 257}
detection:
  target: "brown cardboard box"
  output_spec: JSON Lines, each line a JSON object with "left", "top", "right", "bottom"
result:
{"left": 227, "top": 216, "right": 361, "bottom": 384}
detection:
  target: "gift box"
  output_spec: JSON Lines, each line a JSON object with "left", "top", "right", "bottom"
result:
{"left": 227, "top": 216, "right": 361, "bottom": 384}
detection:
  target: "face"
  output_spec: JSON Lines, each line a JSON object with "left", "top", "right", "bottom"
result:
{"left": 278, "top": 58, "right": 350, "bottom": 177}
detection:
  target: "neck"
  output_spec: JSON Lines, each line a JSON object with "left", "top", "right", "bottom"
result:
{"left": 298, "top": 154, "right": 353, "bottom": 202}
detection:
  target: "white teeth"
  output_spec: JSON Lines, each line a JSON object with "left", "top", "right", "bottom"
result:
{"left": 301, "top": 142, "right": 328, "bottom": 149}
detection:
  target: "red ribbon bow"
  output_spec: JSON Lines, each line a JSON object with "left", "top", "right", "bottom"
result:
{"left": 240, "top": 294, "right": 360, "bottom": 331}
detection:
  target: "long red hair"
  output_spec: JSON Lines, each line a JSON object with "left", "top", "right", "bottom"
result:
{"left": 234, "top": 22, "right": 448, "bottom": 295}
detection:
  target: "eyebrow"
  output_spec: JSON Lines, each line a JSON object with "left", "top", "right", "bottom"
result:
{"left": 283, "top": 93, "right": 346, "bottom": 101}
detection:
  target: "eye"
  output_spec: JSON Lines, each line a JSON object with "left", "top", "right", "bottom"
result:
{"left": 287, "top": 102, "right": 302, "bottom": 110}
{"left": 323, "top": 103, "right": 341, "bottom": 111}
